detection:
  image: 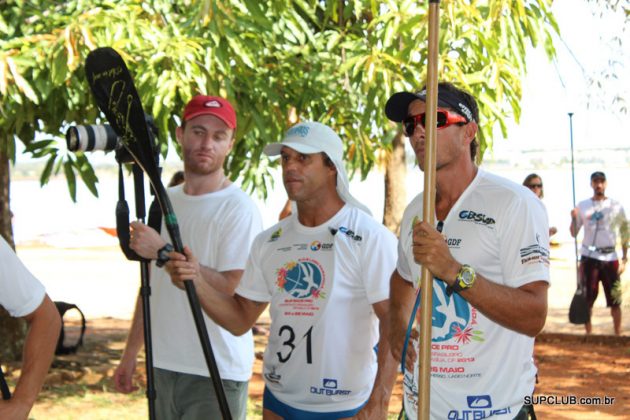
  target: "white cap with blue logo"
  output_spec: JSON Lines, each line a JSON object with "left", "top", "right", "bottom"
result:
{"left": 263, "top": 121, "right": 372, "bottom": 216}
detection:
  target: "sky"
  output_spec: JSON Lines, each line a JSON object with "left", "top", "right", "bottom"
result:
{"left": 489, "top": 0, "right": 629, "bottom": 158}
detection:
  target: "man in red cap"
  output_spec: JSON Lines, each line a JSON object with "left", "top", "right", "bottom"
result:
{"left": 113, "top": 95, "right": 262, "bottom": 419}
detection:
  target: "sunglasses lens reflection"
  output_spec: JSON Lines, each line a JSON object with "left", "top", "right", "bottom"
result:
{"left": 436, "top": 111, "right": 448, "bottom": 127}
{"left": 403, "top": 118, "right": 415, "bottom": 136}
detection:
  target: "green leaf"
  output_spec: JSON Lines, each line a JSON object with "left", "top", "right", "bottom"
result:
{"left": 63, "top": 159, "right": 77, "bottom": 202}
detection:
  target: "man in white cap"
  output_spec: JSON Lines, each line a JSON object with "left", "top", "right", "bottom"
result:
{"left": 165, "top": 121, "right": 398, "bottom": 419}
{"left": 113, "top": 95, "right": 263, "bottom": 420}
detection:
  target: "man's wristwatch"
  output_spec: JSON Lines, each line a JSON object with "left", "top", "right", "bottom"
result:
{"left": 446, "top": 264, "right": 476, "bottom": 296}
{"left": 156, "top": 243, "right": 174, "bottom": 267}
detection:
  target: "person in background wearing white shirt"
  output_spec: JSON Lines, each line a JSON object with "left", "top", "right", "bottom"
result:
{"left": 570, "top": 171, "right": 628, "bottom": 335}
{"left": 523, "top": 173, "right": 558, "bottom": 240}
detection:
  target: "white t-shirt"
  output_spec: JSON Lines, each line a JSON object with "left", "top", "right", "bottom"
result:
{"left": 0, "top": 236, "right": 46, "bottom": 317}
{"left": 236, "top": 205, "right": 397, "bottom": 412}
{"left": 151, "top": 184, "right": 262, "bottom": 381}
{"left": 575, "top": 197, "right": 626, "bottom": 261}
{"left": 397, "top": 169, "right": 550, "bottom": 419}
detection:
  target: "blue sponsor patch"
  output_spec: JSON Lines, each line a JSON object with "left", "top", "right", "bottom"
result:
{"left": 323, "top": 378, "right": 337, "bottom": 389}
{"left": 467, "top": 395, "right": 492, "bottom": 409}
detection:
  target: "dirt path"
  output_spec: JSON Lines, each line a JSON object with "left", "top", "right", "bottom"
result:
{"left": 3, "top": 318, "right": 626, "bottom": 419}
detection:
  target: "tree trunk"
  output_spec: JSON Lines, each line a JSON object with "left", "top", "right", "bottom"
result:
{"left": 0, "top": 148, "right": 27, "bottom": 362}
{"left": 383, "top": 132, "right": 407, "bottom": 236}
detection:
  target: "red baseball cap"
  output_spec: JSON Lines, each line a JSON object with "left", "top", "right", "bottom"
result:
{"left": 182, "top": 95, "right": 237, "bottom": 129}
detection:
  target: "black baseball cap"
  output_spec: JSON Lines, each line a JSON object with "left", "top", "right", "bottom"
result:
{"left": 385, "top": 83, "right": 478, "bottom": 123}
{"left": 591, "top": 171, "right": 606, "bottom": 181}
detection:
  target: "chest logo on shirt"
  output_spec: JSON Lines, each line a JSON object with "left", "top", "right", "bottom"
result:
{"left": 431, "top": 282, "right": 484, "bottom": 344}
{"left": 310, "top": 240, "right": 333, "bottom": 251}
{"left": 458, "top": 210, "right": 496, "bottom": 227}
{"left": 276, "top": 258, "right": 326, "bottom": 299}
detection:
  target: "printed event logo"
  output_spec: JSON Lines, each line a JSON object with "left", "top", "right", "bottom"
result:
{"left": 432, "top": 281, "right": 484, "bottom": 344}
{"left": 276, "top": 258, "right": 326, "bottom": 299}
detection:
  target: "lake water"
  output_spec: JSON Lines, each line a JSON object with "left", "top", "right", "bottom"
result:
{"left": 8, "top": 162, "right": 630, "bottom": 320}
{"left": 10, "top": 162, "right": 630, "bottom": 245}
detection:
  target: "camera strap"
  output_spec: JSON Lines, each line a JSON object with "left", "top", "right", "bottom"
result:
{"left": 116, "top": 164, "right": 143, "bottom": 261}
{"left": 116, "top": 163, "right": 164, "bottom": 261}
{"left": 54, "top": 301, "right": 86, "bottom": 355}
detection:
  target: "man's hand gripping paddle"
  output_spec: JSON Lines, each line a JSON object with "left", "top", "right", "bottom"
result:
{"left": 85, "top": 47, "right": 232, "bottom": 420}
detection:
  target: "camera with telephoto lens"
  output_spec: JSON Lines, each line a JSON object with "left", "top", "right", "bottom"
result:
{"left": 66, "top": 115, "right": 158, "bottom": 164}
{"left": 66, "top": 124, "right": 120, "bottom": 152}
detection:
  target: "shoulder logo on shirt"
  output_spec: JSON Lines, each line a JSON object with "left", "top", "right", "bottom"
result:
{"left": 520, "top": 235, "right": 549, "bottom": 265}
{"left": 268, "top": 228, "right": 283, "bottom": 242}
{"left": 458, "top": 210, "right": 496, "bottom": 227}
{"left": 337, "top": 226, "right": 362, "bottom": 242}
{"left": 276, "top": 258, "right": 326, "bottom": 299}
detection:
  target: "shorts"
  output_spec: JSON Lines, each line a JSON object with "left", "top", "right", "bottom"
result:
{"left": 263, "top": 387, "right": 365, "bottom": 419}
{"left": 579, "top": 256, "right": 621, "bottom": 308}
{"left": 154, "top": 367, "right": 248, "bottom": 420}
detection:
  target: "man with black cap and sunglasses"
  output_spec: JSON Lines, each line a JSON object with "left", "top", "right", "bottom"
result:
{"left": 164, "top": 121, "right": 399, "bottom": 419}
{"left": 570, "top": 171, "right": 628, "bottom": 335}
{"left": 386, "top": 82, "right": 549, "bottom": 419}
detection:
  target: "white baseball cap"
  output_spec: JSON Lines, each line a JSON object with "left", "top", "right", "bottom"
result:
{"left": 264, "top": 121, "right": 372, "bottom": 216}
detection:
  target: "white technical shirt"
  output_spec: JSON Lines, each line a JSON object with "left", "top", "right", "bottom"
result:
{"left": 574, "top": 197, "right": 626, "bottom": 261}
{"left": 397, "top": 169, "right": 550, "bottom": 419}
{"left": 236, "top": 205, "right": 397, "bottom": 412}
{"left": 151, "top": 184, "right": 262, "bottom": 381}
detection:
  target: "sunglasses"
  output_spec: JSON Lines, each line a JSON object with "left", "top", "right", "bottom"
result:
{"left": 403, "top": 109, "right": 468, "bottom": 137}
{"left": 527, "top": 183, "right": 543, "bottom": 189}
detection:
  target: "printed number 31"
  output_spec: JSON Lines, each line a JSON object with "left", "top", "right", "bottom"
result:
{"left": 276, "top": 325, "right": 312, "bottom": 364}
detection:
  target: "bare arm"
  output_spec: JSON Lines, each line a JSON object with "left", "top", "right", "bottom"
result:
{"left": 166, "top": 247, "right": 268, "bottom": 335}
{"left": 113, "top": 296, "right": 144, "bottom": 393}
{"left": 619, "top": 216, "right": 628, "bottom": 274}
{"left": 0, "top": 295, "right": 61, "bottom": 419}
{"left": 197, "top": 265, "right": 242, "bottom": 296}
{"left": 356, "top": 300, "right": 399, "bottom": 420}
{"left": 412, "top": 221, "right": 548, "bottom": 337}
{"left": 569, "top": 207, "right": 580, "bottom": 238}
{"left": 457, "top": 278, "right": 548, "bottom": 336}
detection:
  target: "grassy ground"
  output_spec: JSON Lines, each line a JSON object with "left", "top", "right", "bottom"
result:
{"left": 4, "top": 316, "right": 629, "bottom": 419}
{"left": 3, "top": 318, "right": 399, "bottom": 419}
